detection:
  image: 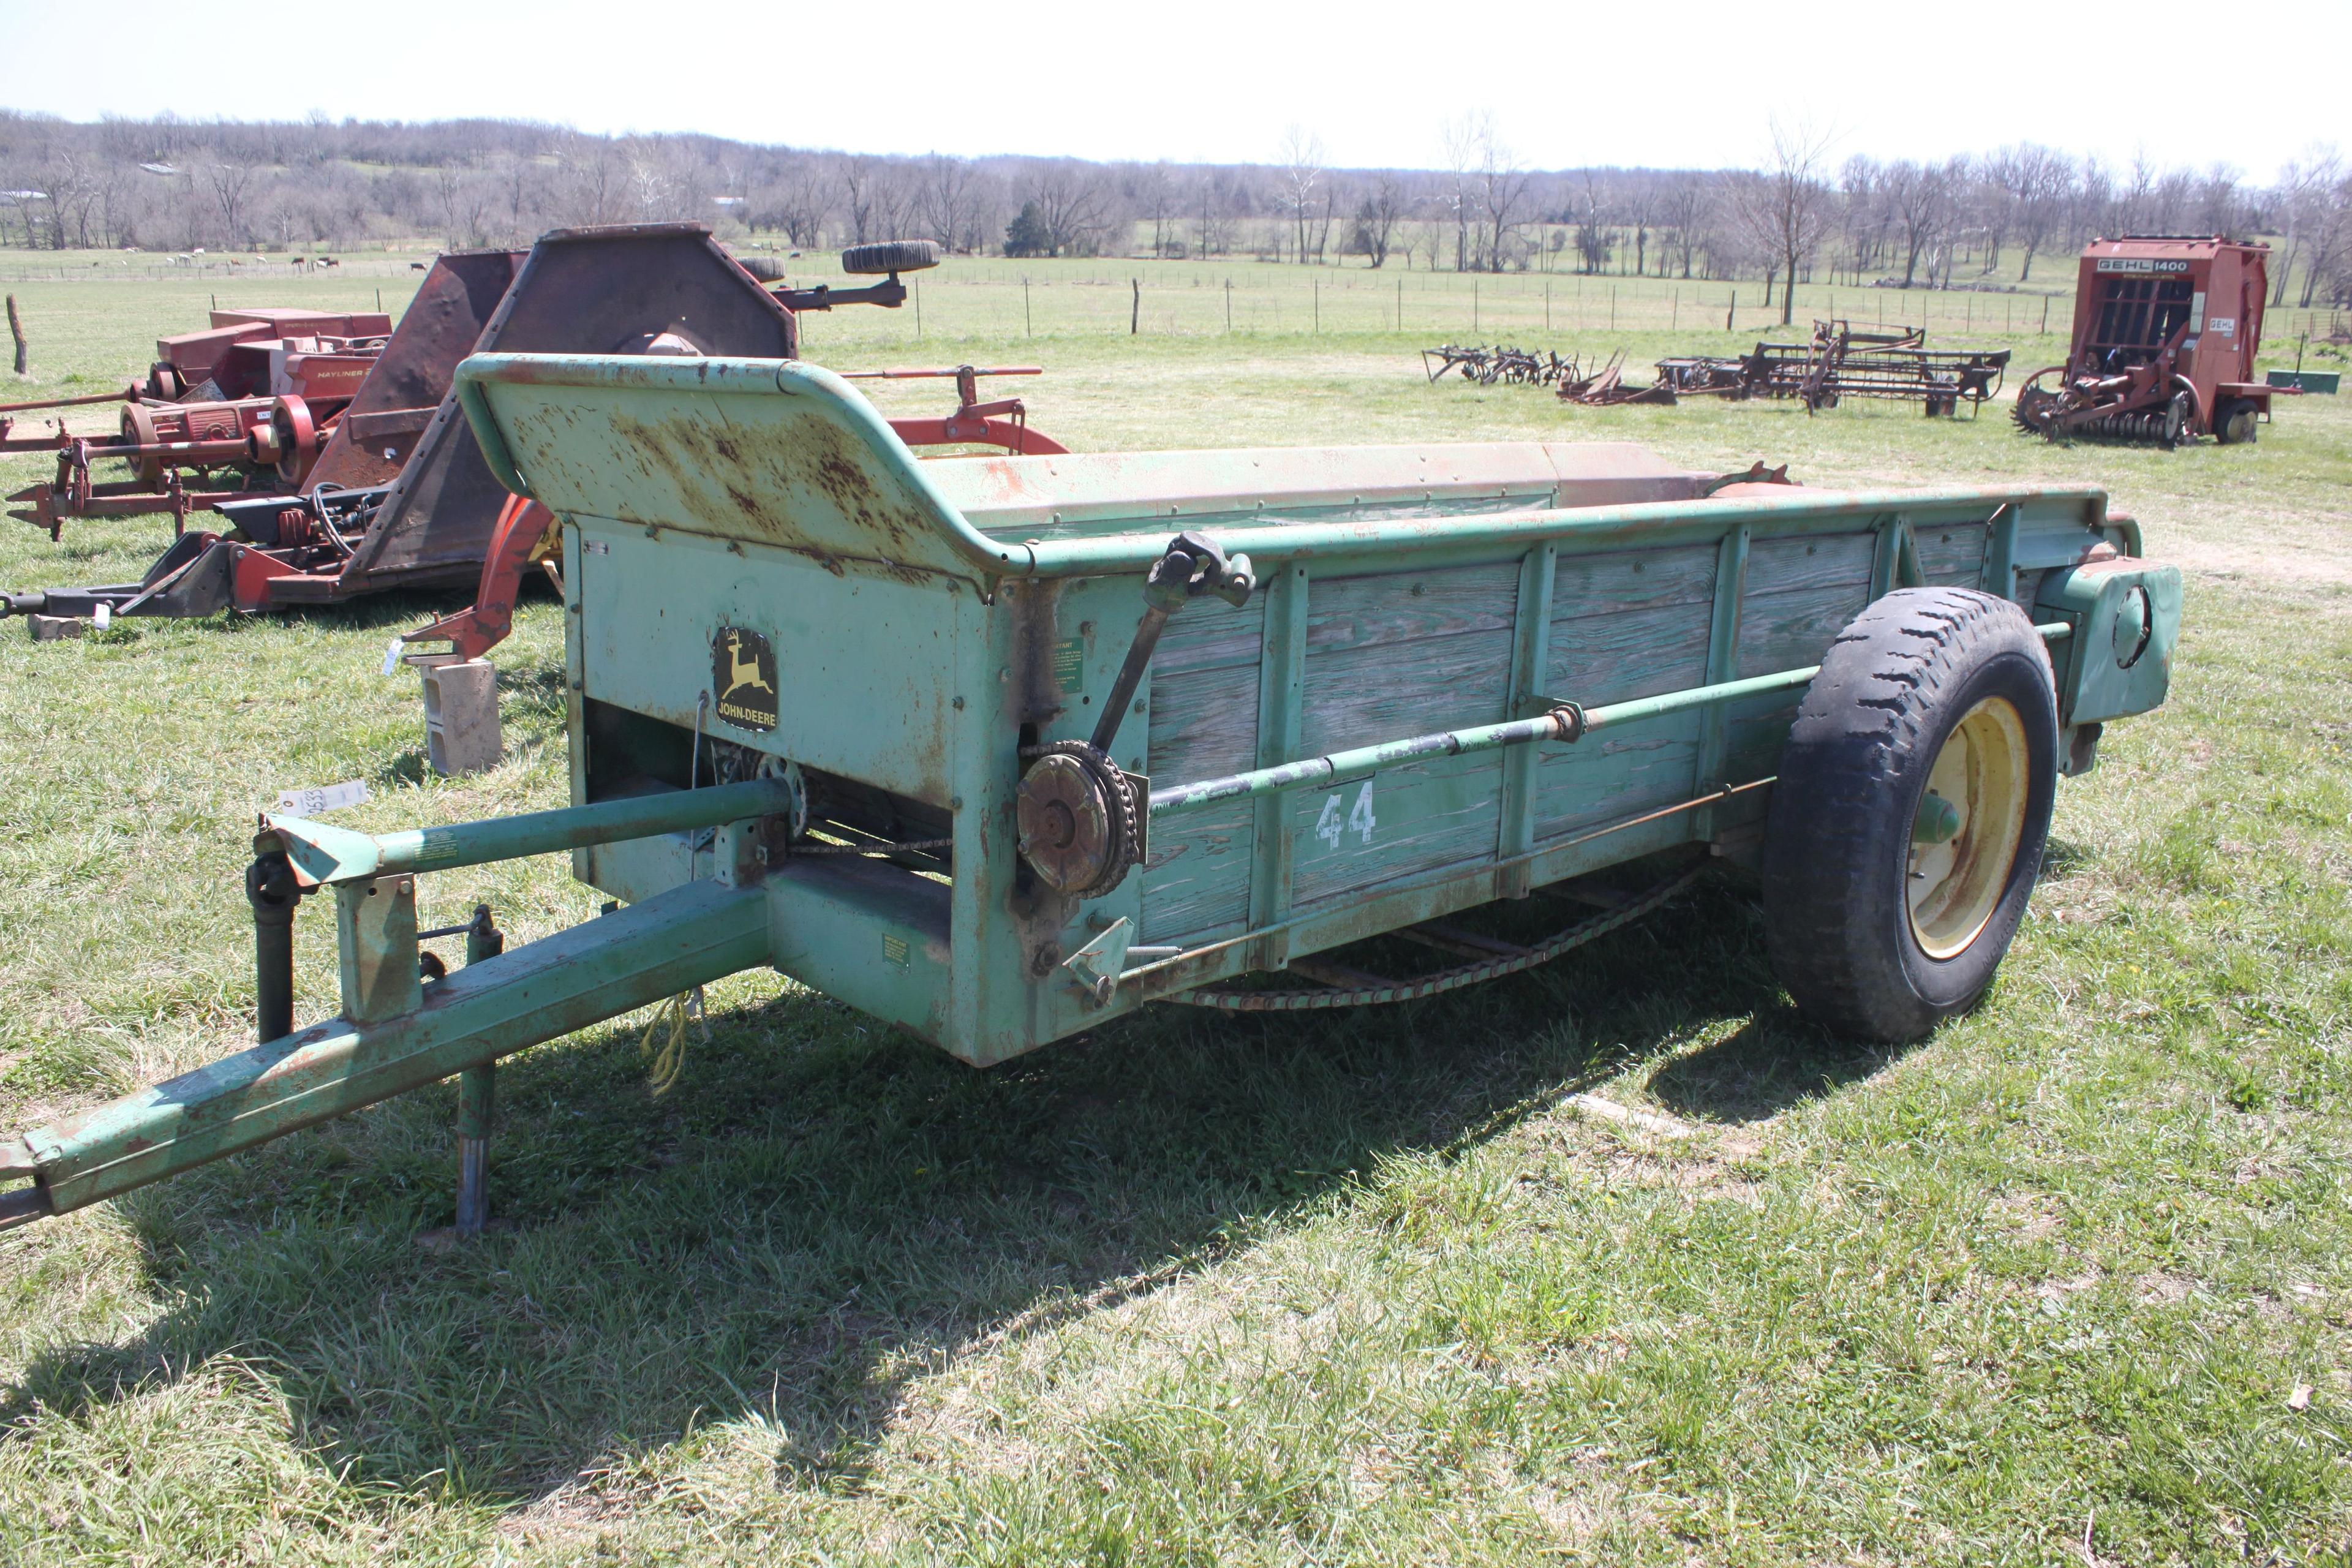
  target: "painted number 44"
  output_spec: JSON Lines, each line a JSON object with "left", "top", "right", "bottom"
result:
{"left": 1316, "top": 781, "right": 1378, "bottom": 849}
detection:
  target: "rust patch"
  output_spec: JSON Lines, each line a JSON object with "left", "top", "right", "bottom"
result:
{"left": 597, "top": 402, "right": 938, "bottom": 571}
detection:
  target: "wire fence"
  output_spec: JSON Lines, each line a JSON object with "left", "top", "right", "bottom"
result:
{"left": 8, "top": 249, "right": 2347, "bottom": 360}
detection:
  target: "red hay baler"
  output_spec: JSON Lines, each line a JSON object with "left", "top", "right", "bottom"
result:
{"left": 2014, "top": 235, "right": 2281, "bottom": 447}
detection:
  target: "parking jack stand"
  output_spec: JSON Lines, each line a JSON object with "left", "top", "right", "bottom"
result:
{"left": 454, "top": 1065, "right": 494, "bottom": 1235}
{"left": 245, "top": 831, "right": 301, "bottom": 1043}
{"left": 453, "top": 904, "right": 505, "bottom": 1237}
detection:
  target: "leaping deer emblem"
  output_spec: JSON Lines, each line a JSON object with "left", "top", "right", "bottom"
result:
{"left": 719, "top": 631, "right": 775, "bottom": 701}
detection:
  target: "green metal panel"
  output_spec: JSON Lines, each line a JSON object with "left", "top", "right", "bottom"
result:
{"left": 768, "top": 856, "right": 952, "bottom": 1040}
{"left": 564, "top": 522, "right": 592, "bottom": 884}
{"left": 1692, "top": 526, "right": 1750, "bottom": 839}
{"left": 1246, "top": 563, "right": 1308, "bottom": 967}
{"left": 575, "top": 524, "right": 967, "bottom": 806}
{"left": 459, "top": 355, "right": 1022, "bottom": 583}
{"left": 2036, "top": 560, "right": 2182, "bottom": 726}
{"left": 1497, "top": 543, "right": 1556, "bottom": 899}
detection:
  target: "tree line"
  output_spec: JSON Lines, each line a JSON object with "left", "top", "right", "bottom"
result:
{"left": 2, "top": 110, "right": 2346, "bottom": 308}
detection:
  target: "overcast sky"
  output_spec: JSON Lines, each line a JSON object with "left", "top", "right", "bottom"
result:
{"left": 2, "top": 0, "right": 2342, "bottom": 179}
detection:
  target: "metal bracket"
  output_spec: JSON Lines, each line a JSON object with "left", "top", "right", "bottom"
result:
{"left": 336, "top": 873, "right": 423, "bottom": 1023}
{"left": 1061, "top": 916, "right": 1136, "bottom": 1006}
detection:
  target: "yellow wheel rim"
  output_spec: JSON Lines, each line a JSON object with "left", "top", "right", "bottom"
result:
{"left": 1907, "top": 696, "right": 2030, "bottom": 960}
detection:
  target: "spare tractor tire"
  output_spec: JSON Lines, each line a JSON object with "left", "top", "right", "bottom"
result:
{"left": 842, "top": 239, "right": 943, "bottom": 275}
{"left": 1762, "top": 587, "right": 2059, "bottom": 1042}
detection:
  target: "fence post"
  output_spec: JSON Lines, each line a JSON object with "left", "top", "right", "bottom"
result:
{"left": 1023, "top": 277, "right": 1031, "bottom": 337}
{"left": 1131, "top": 277, "right": 1139, "bottom": 335}
{"left": 1726, "top": 290, "right": 1735, "bottom": 332}
{"left": 5, "top": 295, "right": 24, "bottom": 375}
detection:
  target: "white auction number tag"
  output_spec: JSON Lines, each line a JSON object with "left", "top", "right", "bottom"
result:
{"left": 274, "top": 779, "right": 371, "bottom": 817}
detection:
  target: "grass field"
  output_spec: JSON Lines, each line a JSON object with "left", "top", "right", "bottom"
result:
{"left": 0, "top": 256, "right": 2349, "bottom": 1566}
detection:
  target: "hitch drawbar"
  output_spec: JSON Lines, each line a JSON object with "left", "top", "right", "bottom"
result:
{"left": 0, "top": 780, "right": 800, "bottom": 1229}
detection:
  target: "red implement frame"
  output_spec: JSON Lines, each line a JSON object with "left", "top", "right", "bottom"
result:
{"left": 2014, "top": 235, "right": 2283, "bottom": 445}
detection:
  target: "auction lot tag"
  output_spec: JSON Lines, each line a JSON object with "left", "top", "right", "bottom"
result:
{"left": 274, "top": 779, "right": 371, "bottom": 816}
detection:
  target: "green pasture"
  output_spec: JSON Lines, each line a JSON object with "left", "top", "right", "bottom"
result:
{"left": 0, "top": 256, "right": 2347, "bottom": 1566}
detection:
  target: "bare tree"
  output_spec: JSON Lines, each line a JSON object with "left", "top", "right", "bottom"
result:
{"left": 2291, "top": 160, "right": 2352, "bottom": 307}
{"left": 1278, "top": 126, "right": 1324, "bottom": 263}
{"left": 1732, "top": 119, "right": 1833, "bottom": 323}
{"left": 2270, "top": 146, "right": 2342, "bottom": 306}
{"left": 1994, "top": 144, "right": 2073, "bottom": 282}
{"left": 1659, "top": 176, "right": 1707, "bottom": 279}
{"left": 203, "top": 158, "right": 254, "bottom": 246}
{"left": 1023, "top": 163, "right": 1109, "bottom": 257}
{"left": 1348, "top": 174, "right": 1405, "bottom": 267}
{"left": 915, "top": 154, "right": 976, "bottom": 251}
{"left": 1885, "top": 158, "right": 1956, "bottom": 288}
{"left": 839, "top": 155, "right": 881, "bottom": 244}
{"left": 1573, "top": 171, "right": 1610, "bottom": 273}
{"left": 1440, "top": 116, "right": 1476, "bottom": 271}
{"left": 765, "top": 156, "right": 834, "bottom": 249}
{"left": 1137, "top": 162, "right": 1177, "bottom": 257}
{"left": 1474, "top": 116, "right": 1531, "bottom": 272}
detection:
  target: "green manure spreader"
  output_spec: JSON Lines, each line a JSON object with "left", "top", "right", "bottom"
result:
{"left": 0, "top": 354, "right": 2181, "bottom": 1232}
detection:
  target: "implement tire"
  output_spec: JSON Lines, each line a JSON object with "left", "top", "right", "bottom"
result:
{"left": 841, "top": 240, "right": 943, "bottom": 275}
{"left": 1761, "top": 587, "right": 2059, "bottom": 1042}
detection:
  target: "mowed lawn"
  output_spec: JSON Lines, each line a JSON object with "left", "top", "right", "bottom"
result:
{"left": 0, "top": 259, "right": 2348, "bottom": 1565}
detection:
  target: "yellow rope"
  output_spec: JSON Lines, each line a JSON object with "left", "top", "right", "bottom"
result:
{"left": 638, "top": 989, "right": 697, "bottom": 1096}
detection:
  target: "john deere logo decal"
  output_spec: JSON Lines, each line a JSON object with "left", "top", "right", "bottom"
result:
{"left": 712, "top": 627, "right": 778, "bottom": 731}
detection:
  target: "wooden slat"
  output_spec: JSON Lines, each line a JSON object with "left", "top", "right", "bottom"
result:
{"left": 1140, "top": 797, "right": 1254, "bottom": 943}
{"left": 1148, "top": 665, "right": 1258, "bottom": 780}
{"left": 1152, "top": 593, "right": 1264, "bottom": 677}
{"left": 1299, "top": 627, "right": 1515, "bottom": 752}
{"left": 1551, "top": 541, "right": 1719, "bottom": 615}
{"left": 1531, "top": 716, "right": 1704, "bottom": 840}
{"left": 1734, "top": 583, "right": 1871, "bottom": 678}
{"left": 1915, "top": 521, "right": 1989, "bottom": 587}
{"left": 1291, "top": 753, "right": 1504, "bottom": 907}
{"left": 1304, "top": 562, "right": 1520, "bottom": 653}
{"left": 1744, "top": 531, "right": 1877, "bottom": 597}
{"left": 1546, "top": 600, "right": 1714, "bottom": 706}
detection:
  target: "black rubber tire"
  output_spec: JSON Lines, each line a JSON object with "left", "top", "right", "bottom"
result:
{"left": 2160, "top": 390, "right": 2193, "bottom": 449}
{"left": 1761, "top": 587, "right": 2059, "bottom": 1042}
{"left": 841, "top": 239, "right": 943, "bottom": 276}
{"left": 2213, "top": 398, "right": 2258, "bottom": 445}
